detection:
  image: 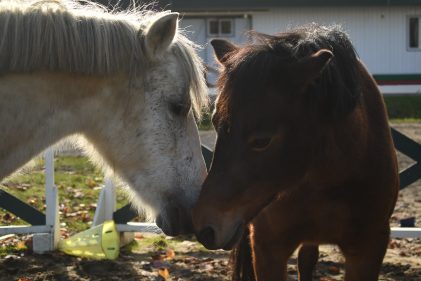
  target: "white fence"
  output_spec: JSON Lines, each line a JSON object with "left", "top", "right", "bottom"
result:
{"left": 0, "top": 148, "right": 161, "bottom": 253}
{"left": 0, "top": 139, "right": 420, "bottom": 254}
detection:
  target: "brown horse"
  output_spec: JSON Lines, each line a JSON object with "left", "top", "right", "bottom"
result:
{"left": 192, "top": 25, "right": 399, "bottom": 281}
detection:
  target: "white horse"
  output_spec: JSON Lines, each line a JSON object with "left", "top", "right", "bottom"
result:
{"left": 0, "top": 0, "right": 208, "bottom": 236}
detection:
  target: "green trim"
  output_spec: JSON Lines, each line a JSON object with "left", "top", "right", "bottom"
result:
{"left": 374, "top": 74, "right": 421, "bottom": 81}
{"left": 373, "top": 74, "right": 421, "bottom": 85}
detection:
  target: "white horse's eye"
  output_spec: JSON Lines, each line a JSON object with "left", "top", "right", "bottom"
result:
{"left": 170, "top": 102, "right": 190, "bottom": 117}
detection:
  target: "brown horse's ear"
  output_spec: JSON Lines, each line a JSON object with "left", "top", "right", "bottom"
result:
{"left": 211, "top": 39, "right": 238, "bottom": 65}
{"left": 298, "top": 49, "right": 333, "bottom": 83}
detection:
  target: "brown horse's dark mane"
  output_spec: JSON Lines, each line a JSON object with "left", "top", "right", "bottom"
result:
{"left": 218, "top": 24, "right": 363, "bottom": 123}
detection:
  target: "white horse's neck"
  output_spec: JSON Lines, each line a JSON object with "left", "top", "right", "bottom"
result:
{"left": 0, "top": 72, "right": 121, "bottom": 179}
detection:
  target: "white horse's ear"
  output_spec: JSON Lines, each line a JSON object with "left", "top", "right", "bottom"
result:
{"left": 144, "top": 13, "right": 179, "bottom": 59}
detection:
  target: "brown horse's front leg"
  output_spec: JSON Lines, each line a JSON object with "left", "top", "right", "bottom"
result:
{"left": 251, "top": 223, "right": 300, "bottom": 281}
{"left": 298, "top": 244, "right": 319, "bottom": 281}
{"left": 340, "top": 227, "right": 390, "bottom": 281}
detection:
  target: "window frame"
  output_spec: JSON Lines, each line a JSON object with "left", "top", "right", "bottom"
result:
{"left": 207, "top": 18, "right": 235, "bottom": 38}
{"left": 407, "top": 15, "right": 421, "bottom": 52}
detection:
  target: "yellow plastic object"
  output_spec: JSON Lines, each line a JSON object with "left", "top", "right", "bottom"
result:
{"left": 58, "top": 220, "right": 120, "bottom": 260}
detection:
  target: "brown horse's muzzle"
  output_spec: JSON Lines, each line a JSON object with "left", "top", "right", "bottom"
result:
{"left": 192, "top": 202, "right": 245, "bottom": 250}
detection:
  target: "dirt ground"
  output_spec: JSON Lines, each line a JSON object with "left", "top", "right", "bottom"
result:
{"left": 0, "top": 122, "right": 421, "bottom": 281}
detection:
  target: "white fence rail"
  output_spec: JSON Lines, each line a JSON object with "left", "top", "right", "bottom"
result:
{"left": 0, "top": 147, "right": 161, "bottom": 253}
{"left": 1, "top": 139, "right": 420, "bottom": 253}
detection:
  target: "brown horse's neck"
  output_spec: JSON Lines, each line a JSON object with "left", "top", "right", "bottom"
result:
{"left": 305, "top": 115, "right": 367, "bottom": 188}
{"left": 305, "top": 61, "right": 395, "bottom": 189}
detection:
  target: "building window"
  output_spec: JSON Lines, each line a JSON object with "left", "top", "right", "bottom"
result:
{"left": 207, "top": 19, "right": 234, "bottom": 37}
{"left": 209, "top": 20, "right": 219, "bottom": 36}
{"left": 220, "top": 20, "right": 233, "bottom": 34}
{"left": 408, "top": 16, "right": 420, "bottom": 50}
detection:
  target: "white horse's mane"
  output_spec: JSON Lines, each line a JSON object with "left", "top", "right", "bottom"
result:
{"left": 0, "top": 0, "right": 207, "bottom": 116}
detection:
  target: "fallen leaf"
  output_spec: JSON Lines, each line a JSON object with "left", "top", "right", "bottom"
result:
{"left": 166, "top": 248, "right": 175, "bottom": 260}
{"left": 3, "top": 213, "right": 12, "bottom": 222}
{"left": 158, "top": 268, "right": 170, "bottom": 280}
{"left": 73, "top": 191, "right": 83, "bottom": 198}
{"left": 15, "top": 241, "right": 27, "bottom": 251}
{"left": 413, "top": 246, "right": 421, "bottom": 255}
{"left": 86, "top": 178, "right": 97, "bottom": 188}
{"left": 389, "top": 240, "right": 400, "bottom": 249}
{"left": 203, "top": 264, "right": 214, "bottom": 271}
{"left": 327, "top": 265, "right": 340, "bottom": 275}
{"left": 27, "top": 198, "right": 38, "bottom": 206}
{"left": 80, "top": 212, "right": 90, "bottom": 223}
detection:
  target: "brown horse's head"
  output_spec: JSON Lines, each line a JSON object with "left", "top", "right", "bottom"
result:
{"left": 192, "top": 26, "right": 362, "bottom": 250}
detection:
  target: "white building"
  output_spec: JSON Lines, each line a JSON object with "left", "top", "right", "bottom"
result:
{"left": 103, "top": 0, "right": 421, "bottom": 94}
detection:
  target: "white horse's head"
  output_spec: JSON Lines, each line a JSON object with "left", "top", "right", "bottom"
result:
{"left": 0, "top": 1, "right": 208, "bottom": 236}
{"left": 131, "top": 13, "right": 208, "bottom": 235}
{"left": 85, "top": 13, "right": 208, "bottom": 235}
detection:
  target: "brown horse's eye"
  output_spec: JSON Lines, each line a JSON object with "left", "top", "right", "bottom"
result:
{"left": 248, "top": 135, "right": 273, "bottom": 151}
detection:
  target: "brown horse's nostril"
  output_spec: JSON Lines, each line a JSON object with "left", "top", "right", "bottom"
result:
{"left": 197, "top": 226, "right": 216, "bottom": 249}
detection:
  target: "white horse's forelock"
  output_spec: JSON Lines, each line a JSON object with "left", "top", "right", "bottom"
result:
{"left": 172, "top": 38, "right": 208, "bottom": 118}
{"left": 0, "top": 0, "right": 208, "bottom": 117}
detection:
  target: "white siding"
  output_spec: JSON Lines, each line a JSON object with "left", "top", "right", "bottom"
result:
{"left": 179, "top": 18, "right": 207, "bottom": 61}
{"left": 180, "top": 16, "right": 251, "bottom": 91}
{"left": 251, "top": 6, "right": 421, "bottom": 75}
{"left": 180, "top": 17, "right": 251, "bottom": 64}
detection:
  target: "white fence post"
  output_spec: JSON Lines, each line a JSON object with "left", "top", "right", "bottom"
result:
{"left": 92, "top": 177, "right": 116, "bottom": 226}
{"left": 1, "top": 145, "right": 164, "bottom": 253}
{"left": 33, "top": 148, "right": 59, "bottom": 253}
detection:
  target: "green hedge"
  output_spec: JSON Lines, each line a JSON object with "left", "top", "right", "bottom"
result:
{"left": 198, "top": 109, "right": 213, "bottom": 130}
{"left": 196, "top": 94, "right": 421, "bottom": 130}
{"left": 383, "top": 95, "right": 421, "bottom": 121}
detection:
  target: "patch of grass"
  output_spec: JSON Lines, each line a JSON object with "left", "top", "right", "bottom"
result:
{"left": 135, "top": 236, "right": 172, "bottom": 250}
{"left": 0, "top": 156, "right": 130, "bottom": 235}
{"left": 197, "top": 103, "right": 215, "bottom": 131}
{"left": 128, "top": 235, "right": 168, "bottom": 253}
{"left": 197, "top": 95, "right": 421, "bottom": 127}
{"left": 120, "top": 240, "right": 139, "bottom": 254}
{"left": 128, "top": 235, "right": 207, "bottom": 255}
{"left": 389, "top": 118, "right": 421, "bottom": 123}
{"left": 383, "top": 95, "right": 421, "bottom": 121}
{"left": 0, "top": 244, "right": 23, "bottom": 258}
{"left": 197, "top": 111, "right": 213, "bottom": 130}
{"left": 0, "top": 239, "right": 29, "bottom": 258}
